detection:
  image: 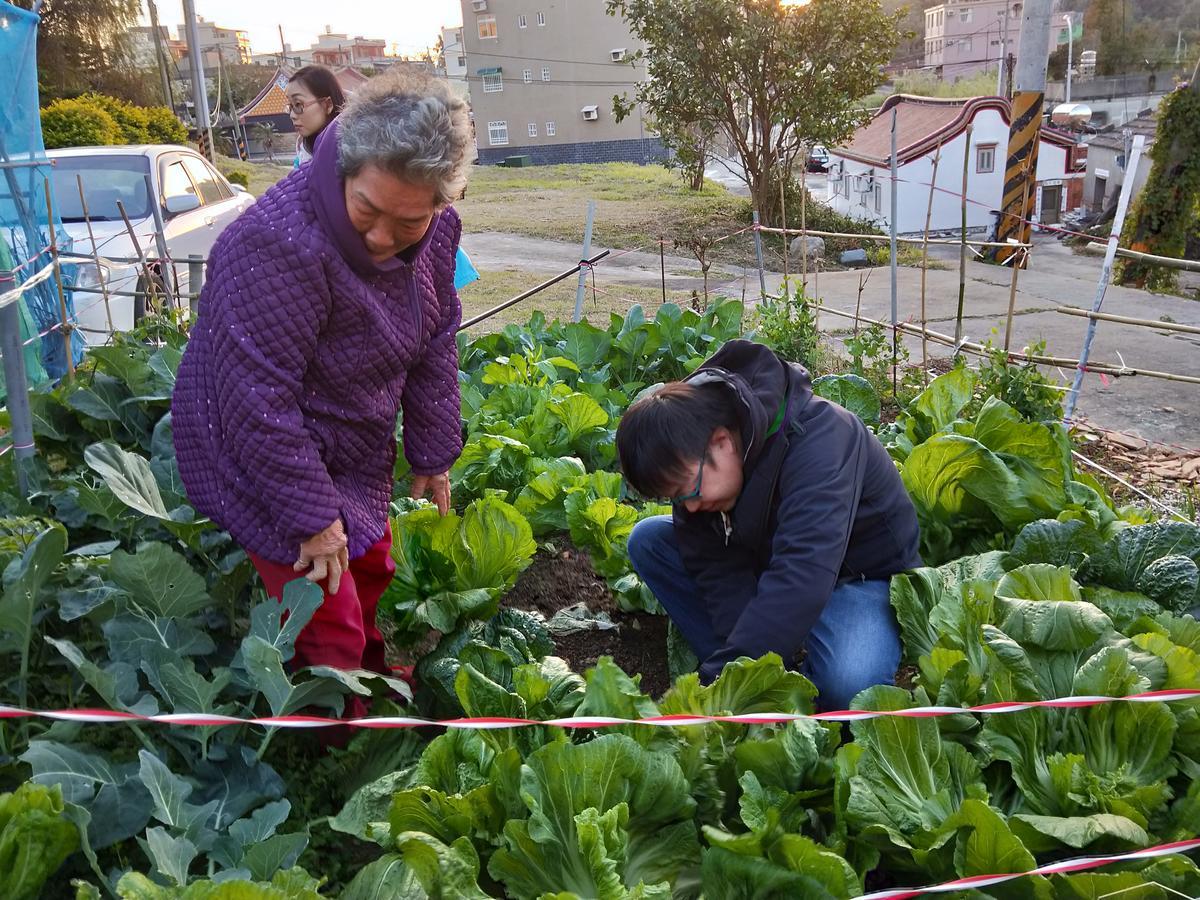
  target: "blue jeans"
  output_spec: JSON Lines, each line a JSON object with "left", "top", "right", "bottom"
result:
{"left": 628, "top": 516, "right": 902, "bottom": 710}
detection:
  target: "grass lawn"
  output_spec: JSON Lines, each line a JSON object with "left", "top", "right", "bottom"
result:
{"left": 457, "top": 266, "right": 699, "bottom": 332}
{"left": 214, "top": 155, "right": 294, "bottom": 197}
{"left": 456, "top": 162, "right": 760, "bottom": 262}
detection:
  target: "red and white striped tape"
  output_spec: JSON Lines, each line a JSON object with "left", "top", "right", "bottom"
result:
{"left": 860, "top": 838, "right": 1200, "bottom": 899}
{"left": 2, "top": 688, "right": 1198, "bottom": 731}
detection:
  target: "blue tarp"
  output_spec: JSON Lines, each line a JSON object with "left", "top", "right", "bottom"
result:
{"left": 0, "top": 0, "right": 85, "bottom": 380}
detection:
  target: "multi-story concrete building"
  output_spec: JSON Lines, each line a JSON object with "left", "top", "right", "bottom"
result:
{"left": 923, "top": 0, "right": 1024, "bottom": 81}
{"left": 123, "top": 26, "right": 175, "bottom": 69}
{"left": 181, "top": 15, "right": 252, "bottom": 68}
{"left": 442, "top": 25, "right": 469, "bottom": 98}
{"left": 459, "top": 0, "right": 659, "bottom": 165}
{"left": 308, "top": 28, "right": 388, "bottom": 67}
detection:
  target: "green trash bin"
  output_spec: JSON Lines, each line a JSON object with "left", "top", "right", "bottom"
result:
{"left": 504, "top": 155, "right": 533, "bottom": 168}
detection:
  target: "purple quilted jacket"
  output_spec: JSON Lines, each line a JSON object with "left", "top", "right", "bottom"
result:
{"left": 173, "top": 122, "right": 463, "bottom": 563}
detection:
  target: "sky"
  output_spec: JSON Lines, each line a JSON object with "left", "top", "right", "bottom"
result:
{"left": 145, "top": 0, "right": 464, "bottom": 57}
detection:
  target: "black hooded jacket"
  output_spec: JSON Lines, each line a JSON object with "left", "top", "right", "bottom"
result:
{"left": 673, "top": 340, "right": 922, "bottom": 683}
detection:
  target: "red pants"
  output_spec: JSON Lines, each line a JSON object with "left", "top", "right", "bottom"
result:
{"left": 249, "top": 529, "right": 393, "bottom": 676}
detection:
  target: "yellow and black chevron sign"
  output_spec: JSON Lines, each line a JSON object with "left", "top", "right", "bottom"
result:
{"left": 990, "top": 90, "right": 1043, "bottom": 266}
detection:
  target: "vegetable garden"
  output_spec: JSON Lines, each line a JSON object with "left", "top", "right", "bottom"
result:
{"left": 2, "top": 297, "right": 1200, "bottom": 899}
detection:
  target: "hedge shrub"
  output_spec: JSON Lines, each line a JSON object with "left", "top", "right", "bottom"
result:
{"left": 40, "top": 99, "right": 122, "bottom": 149}
{"left": 40, "top": 95, "right": 188, "bottom": 149}
{"left": 142, "top": 106, "right": 189, "bottom": 144}
{"left": 79, "top": 93, "right": 150, "bottom": 144}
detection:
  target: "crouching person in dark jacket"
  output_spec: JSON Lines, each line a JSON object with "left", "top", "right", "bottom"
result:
{"left": 617, "top": 340, "right": 922, "bottom": 709}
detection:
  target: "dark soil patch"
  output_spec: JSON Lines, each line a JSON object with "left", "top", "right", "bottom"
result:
{"left": 503, "top": 543, "right": 673, "bottom": 699}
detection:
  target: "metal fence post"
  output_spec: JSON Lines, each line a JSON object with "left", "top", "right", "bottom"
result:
{"left": 144, "top": 173, "right": 176, "bottom": 307}
{"left": 889, "top": 109, "right": 900, "bottom": 394}
{"left": 0, "top": 243, "right": 35, "bottom": 497}
{"left": 1063, "top": 135, "right": 1145, "bottom": 424}
{"left": 188, "top": 254, "right": 204, "bottom": 320}
{"left": 751, "top": 210, "right": 767, "bottom": 305}
{"left": 572, "top": 200, "right": 596, "bottom": 323}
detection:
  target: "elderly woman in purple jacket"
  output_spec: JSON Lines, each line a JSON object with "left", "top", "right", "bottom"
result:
{"left": 173, "top": 71, "right": 473, "bottom": 684}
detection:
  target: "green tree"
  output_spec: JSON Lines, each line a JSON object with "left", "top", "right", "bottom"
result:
{"left": 607, "top": 0, "right": 901, "bottom": 224}
{"left": 14, "top": 0, "right": 141, "bottom": 100}
{"left": 1115, "top": 79, "right": 1200, "bottom": 292}
{"left": 1083, "top": 0, "right": 1151, "bottom": 75}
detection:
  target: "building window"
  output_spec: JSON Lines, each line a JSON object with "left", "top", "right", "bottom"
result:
{"left": 960, "top": 8, "right": 972, "bottom": 22}
{"left": 874, "top": 182, "right": 882, "bottom": 213}
{"left": 488, "top": 121, "right": 508, "bottom": 145}
{"left": 960, "top": 36, "right": 973, "bottom": 53}
{"left": 536, "top": 11, "right": 546, "bottom": 26}
{"left": 528, "top": 123, "right": 538, "bottom": 137}
{"left": 457, "top": 56, "right": 466, "bottom": 67}
{"left": 546, "top": 121, "right": 556, "bottom": 136}
{"left": 977, "top": 145, "right": 996, "bottom": 174}
{"left": 518, "top": 14, "right": 527, "bottom": 27}
{"left": 523, "top": 68, "right": 532, "bottom": 83}
{"left": 541, "top": 66, "right": 551, "bottom": 81}
{"left": 456, "top": 31, "right": 462, "bottom": 44}
{"left": 478, "top": 16, "right": 497, "bottom": 40}
{"left": 482, "top": 71, "right": 503, "bottom": 92}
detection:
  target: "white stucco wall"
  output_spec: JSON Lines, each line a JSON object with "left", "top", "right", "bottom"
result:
{"left": 826, "top": 107, "right": 1010, "bottom": 234}
{"left": 826, "top": 108, "right": 1081, "bottom": 233}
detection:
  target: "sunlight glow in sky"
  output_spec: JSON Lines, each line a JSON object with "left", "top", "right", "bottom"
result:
{"left": 145, "top": 0, "right": 464, "bottom": 58}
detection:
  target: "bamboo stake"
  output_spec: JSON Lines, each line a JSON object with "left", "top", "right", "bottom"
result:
{"left": 76, "top": 175, "right": 115, "bottom": 336}
{"left": 659, "top": 234, "right": 666, "bottom": 306}
{"left": 919, "top": 141, "right": 943, "bottom": 386}
{"left": 43, "top": 177, "right": 76, "bottom": 378}
{"left": 1081, "top": 242, "right": 1200, "bottom": 273}
{"left": 779, "top": 165, "right": 789, "bottom": 304}
{"left": 1055, "top": 307, "right": 1200, "bottom": 335}
{"left": 115, "top": 200, "right": 162, "bottom": 325}
{"left": 1002, "top": 247, "right": 1025, "bottom": 351}
{"left": 1003, "top": 160, "right": 1033, "bottom": 352}
{"left": 800, "top": 160, "right": 808, "bottom": 292}
{"left": 955, "top": 124, "right": 972, "bottom": 347}
{"left": 818, "top": 303, "right": 1200, "bottom": 385}
{"left": 753, "top": 225, "right": 1030, "bottom": 249}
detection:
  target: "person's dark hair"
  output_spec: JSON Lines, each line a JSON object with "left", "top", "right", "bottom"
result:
{"left": 288, "top": 65, "right": 347, "bottom": 153}
{"left": 617, "top": 381, "right": 742, "bottom": 499}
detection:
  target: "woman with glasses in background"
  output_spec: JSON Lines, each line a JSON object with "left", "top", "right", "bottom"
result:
{"left": 287, "top": 65, "right": 346, "bottom": 167}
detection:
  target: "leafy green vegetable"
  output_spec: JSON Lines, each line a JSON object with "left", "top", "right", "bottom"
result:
{"left": 811, "top": 373, "right": 881, "bottom": 425}
{"left": 0, "top": 782, "right": 80, "bottom": 900}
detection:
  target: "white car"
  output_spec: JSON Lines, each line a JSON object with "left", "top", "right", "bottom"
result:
{"left": 49, "top": 145, "right": 256, "bottom": 341}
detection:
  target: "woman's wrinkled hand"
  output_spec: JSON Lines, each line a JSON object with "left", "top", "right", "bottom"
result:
{"left": 294, "top": 518, "right": 350, "bottom": 593}
{"left": 411, "top": 472, "right": 451, "bottom": 516}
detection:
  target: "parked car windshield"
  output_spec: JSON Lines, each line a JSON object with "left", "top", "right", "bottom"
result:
{"left": 52, "top": 155, "right": 153, "bottom": 223}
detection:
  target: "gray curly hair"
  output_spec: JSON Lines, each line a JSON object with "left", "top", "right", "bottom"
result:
{"left": 337, "top": 69, "right": 475, "bottom": 206}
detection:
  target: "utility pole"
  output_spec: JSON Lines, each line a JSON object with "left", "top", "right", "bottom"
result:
{"left": 996, "top": 2, "right": 1009, "bottom": 96}
{"left": 988, "top": 0, "right": 1052, "bottom": 266}
{"left": 1064, "top": 13, "right": 1073, "bottom": 102}
{"left": 218, "top": 47, "right": 248, "bottom": 160}
{"left": 181, "top": 0, "right": 215, "bottom": 160}
{"left": 147, "top": 0, "right": 173, "bottom": 109}
{"left": 279, "top": 25, "right": 288, "bottom": 68}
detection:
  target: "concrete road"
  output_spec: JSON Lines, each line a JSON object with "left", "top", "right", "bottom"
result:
{"left": 801, "top": 235, "right": 1200, "bottom": 448}
{"left": 462, "top": 229, "right": 1200, "bottom": 448}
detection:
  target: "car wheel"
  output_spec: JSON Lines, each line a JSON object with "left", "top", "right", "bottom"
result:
{"left": 133, "top": 270, "right": 170, "bottom": 324}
